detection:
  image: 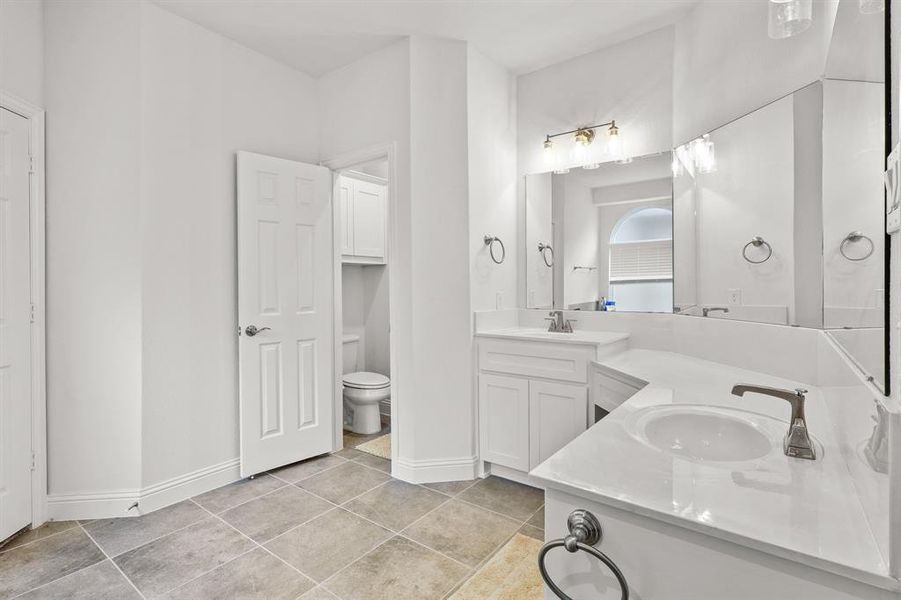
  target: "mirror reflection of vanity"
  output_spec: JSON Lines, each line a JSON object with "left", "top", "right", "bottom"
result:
{"left": 524, "top": 0, "right": 887, "bottom": 392}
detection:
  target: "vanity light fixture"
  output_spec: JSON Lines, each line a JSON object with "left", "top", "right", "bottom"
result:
{"left": 768, "top": 0, "right": 812, "bottom": 39}
{"left": 582, "top": 163, "right": 600, "bottom": 170}
{"left": 543, "top": 120, "right": 623, "bottom": 170}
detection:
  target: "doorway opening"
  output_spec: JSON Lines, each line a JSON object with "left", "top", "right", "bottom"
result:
{"left": 323, "top": 145, "right": 398, "bottom": 472}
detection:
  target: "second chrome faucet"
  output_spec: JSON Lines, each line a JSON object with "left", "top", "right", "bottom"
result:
{"left": 731, "top": 384, "right": 816, "bottom": 460}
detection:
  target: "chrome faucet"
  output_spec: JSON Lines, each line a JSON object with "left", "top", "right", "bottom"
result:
{"left": 731, "top": 384, "right": 816, "bottom": 460}
{"left": 545, "top": 310, "right": 575, "bottom": 333}
{"left": 702, "top": 306, "right": 730, "bottom": 317}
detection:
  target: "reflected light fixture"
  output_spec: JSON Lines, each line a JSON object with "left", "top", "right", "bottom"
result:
{"left": 768, "top": 0, "right": 812, "bottom": 39}
{"left": 542, "top": 120, "right": 622, "bottom": 170}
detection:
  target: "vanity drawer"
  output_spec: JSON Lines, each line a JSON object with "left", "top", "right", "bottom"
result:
{"left": 478, "top": 339, "right": 593, "bottom": 383}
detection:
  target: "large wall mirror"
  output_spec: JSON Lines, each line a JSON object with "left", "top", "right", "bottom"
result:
{"left": 524, "top": 0, "right": 888, "bottom": 393}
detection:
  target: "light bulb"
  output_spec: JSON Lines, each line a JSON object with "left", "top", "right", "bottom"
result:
{"left": 768, "top": 0, "right": 812, "bottom": 39}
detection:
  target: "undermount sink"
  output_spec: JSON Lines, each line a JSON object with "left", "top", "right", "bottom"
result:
{"left": 625, "top": 405, "right": 791, "bottom": 463}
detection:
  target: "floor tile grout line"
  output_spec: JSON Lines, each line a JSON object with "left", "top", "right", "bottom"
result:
{"left": 7, "top": 528, "right": 116, "bottom": 600}
{"left": 156, "top": 545, "right": 261, "bottom": 598}
{"left": 0, "top": 521, "right": 81, "bottom": 555}
{"left": 267, "top": 455, "right": 351, "bottom": 485}
{"left": 206, "top": 511, "right": 322, "bottom": 586}
{"left": 194, "top": 479, "right": 291, "bottom": 516}
{"left": 84, "top": 501, "right": 215, "bottom": 560}
{"left": 78, "top": 523, "right": 148, "bottom": 600}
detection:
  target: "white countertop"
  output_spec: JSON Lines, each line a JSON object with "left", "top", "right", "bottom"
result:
{"left": 530, "top": 349, "right": 894, "bottom": 590}
{"left": 475, "top": 327, "right": 630, "bottom": 347}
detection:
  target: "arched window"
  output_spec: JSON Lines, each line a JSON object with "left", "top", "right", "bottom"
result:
{"left": 608, "top": 207, "right": 673, "bottom": 312}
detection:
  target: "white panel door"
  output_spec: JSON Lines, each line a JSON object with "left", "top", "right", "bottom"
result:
{"left": 350, "top": 179, "right": 385, "bottom": 259}
{"left": 237, "top": 151, "right": 334, "bottom": 477}
{"left": 529, "top": 380, "right": 588, "bottom": 469}
{"left": 0, "top": 108, "right": 32, "bottom": 540}
{"left": 338, "top": 176, "right": 354, "bottom": 256}
{"left": 479, "top": 374, "right": 530, "bottom": 471}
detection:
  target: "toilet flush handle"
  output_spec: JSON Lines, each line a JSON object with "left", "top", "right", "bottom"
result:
{"left": 244, "top": 325, "right": 271, "bottom": 337}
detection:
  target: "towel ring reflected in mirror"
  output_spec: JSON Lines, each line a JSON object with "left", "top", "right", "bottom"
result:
{"left": 742, "top": 236, "right": 772, "bottom": 264}
{"left": 484, "top": 235, "right": 506, "bottom": 264}
{"left": 839, "top": 231, "right": 875, "bottom": 262}
{"left": 538, "top": 242, "right": 554, "bottom": 267}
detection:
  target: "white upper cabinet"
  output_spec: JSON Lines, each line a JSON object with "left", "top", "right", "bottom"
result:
{"left": 339, "top": 174, "right": 386, "bottom": 264}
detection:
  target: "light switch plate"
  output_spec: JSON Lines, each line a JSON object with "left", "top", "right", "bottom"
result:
{"left": 728, "top": 288, "right": 742, "bottom": 305}
{"left": 496, "top": 291, "right": 505, "bottom": 310}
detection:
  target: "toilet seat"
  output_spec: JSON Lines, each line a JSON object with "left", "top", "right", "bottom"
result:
{"left": 343, "top": 371, "right": 390, "bottom": 390}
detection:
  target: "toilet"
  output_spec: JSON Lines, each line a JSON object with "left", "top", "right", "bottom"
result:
{"left": 342, "top": 334, "right": 390, "bottom": 435}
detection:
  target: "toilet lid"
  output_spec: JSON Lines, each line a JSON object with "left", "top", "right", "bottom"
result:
{"left": 343, "top": 371, "right": 390, "bottom": 390}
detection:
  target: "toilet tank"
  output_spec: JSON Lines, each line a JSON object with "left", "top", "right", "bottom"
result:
{"left": 342, "top": 334, "right": 361, "bottom": 374}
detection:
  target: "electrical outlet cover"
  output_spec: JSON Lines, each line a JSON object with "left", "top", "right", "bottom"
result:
{"left": 728, "top": 288, "right": 742, "bottom": 305}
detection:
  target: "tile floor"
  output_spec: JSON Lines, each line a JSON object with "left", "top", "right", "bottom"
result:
{"left": 0, "top": 429, "right": 545, "bottom": 600}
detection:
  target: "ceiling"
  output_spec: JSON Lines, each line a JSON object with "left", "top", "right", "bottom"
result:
{"left": 152, "top": 0, "right": 698, "bottom": 77}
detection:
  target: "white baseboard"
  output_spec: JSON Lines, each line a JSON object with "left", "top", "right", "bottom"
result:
{"left": 392, "top": 455, "right": 477, "bottom": 484}
{"left": 138, "top": 458, "right": 240, "bottom": 514}
{"left": 48, "top": 458, "right": 241, "bottom": 521}
{"left": 47, "top": 489, "right": 141, "bottom": 521}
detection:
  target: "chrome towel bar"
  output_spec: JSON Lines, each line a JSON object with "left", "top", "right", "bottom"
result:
{"left": 538, "top": 509, "right": 629, "bottom": 600}
{"left": 742, "top": 236, "right": 772, "bottom": 264}
{"left": 538, "top": 242, "right": 554, "bottom": 267}
{"left": 484, "top": 235, "right": 506, "bottom": 264}
{"left": 839, "top": 230, "right": 874, "bottom": 261}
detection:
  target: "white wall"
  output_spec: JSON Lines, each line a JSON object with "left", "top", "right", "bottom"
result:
{"left": 518, "top": 26, "right": 675, "bottom": 176}
{"left": 1, "top": 0, "right": 43, "bottom": 106}
{"left": 822, "top": 79, "right": 885, "bottom": 327}
{"left": 673, "top": 0, "right": 838, "bottom": 143}
{"left": 468, "top": 47, "right": 517, "bottom": 312}
{"left": 44, "top": 0, "right": 144, "bottom": 495}
{"left": 525, "top": 173, "right": 553, "bottom": 308}
{"left": 138, "top": 2, "right": 320, "bottom": 487}
{"left": 558, "top": 177, "right": 598, "bottom": 307}
{"left": 408, "top": 36, "right": 474, "bottom": 469}
{"left": 44, "top": 0, "right": 320, "bottom": 500}
{"left": 691, "top": 95, "right": 796, "bottom": 324}
{"left": 341, "top": 264, "right": 390, "bottom": 376}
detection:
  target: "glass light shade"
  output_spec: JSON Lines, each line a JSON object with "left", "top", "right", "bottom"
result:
{"left": 692, "top": 135, "right": 716, "bottom": 174}
{"left": 582, "top": 163, "right": 600, "bottom": 170}
{"left": 768, "top": 0, "right": 813, "bottom": 39}
{"left": 543, "top": 139, "right": 555, "bottom": 167}
{"left": 606, "top": 128, "right": 623, "bottom": 159}
{"left": 859, "top": 0, "right": 884, "bottom": 13}
{"left": 553, "top": 167, "right": 570, "bottom": 175}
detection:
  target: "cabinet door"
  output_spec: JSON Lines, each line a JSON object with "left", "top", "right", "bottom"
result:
{"left": 479, "top": 374, "right": 530, "bottom": 471}
{"left": 351, "top": 180, "right": 386, "bottom": 259}
{"left": 529, "top": 381, "right": 588, "bottom": 469}
{"left": 338, "top": 176, "right": 354, "bottom": 256}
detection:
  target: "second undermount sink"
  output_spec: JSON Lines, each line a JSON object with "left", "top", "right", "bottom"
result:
{"left": 625, "top": 405, "right": 791, "bottom": 463}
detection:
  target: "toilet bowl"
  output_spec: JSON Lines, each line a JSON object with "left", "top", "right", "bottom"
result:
{"left": 343, "top": 371, "right": 390, "bottom": 435}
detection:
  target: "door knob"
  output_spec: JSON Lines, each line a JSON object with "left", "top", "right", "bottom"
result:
{"left": 244, "top": 325, "right": 271, "bottom": 337}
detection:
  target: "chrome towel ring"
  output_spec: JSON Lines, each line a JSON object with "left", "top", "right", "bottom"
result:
{"left": 840, "top": 231, "right": 874, "bottom": 262}
{"left": 538, "top": 509, "right": 629, "bottom": 600}
{"left": 538, "top": 242, "right": 554, "bottom": 267}
{"left": 484, "top": 235, "right": 506, "bottom": 264}
{"left": 742, "top": 236, "right": 772, "bottom": 264}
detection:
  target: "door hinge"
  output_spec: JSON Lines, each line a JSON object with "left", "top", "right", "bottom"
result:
{"left": 28, "top": 155, "right": 35, "bottom": 175}
{"left": 30, "top": 304, "right": 35, "bottom": 323}
{"left": 30, "top": 452, "right": 36, "bottom": 472}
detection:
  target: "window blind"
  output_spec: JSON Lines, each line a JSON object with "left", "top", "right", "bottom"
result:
{"left": 609, "top": 239, "right": 673, "bottom": 281}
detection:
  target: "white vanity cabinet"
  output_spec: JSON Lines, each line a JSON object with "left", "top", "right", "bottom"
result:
{"left": 339, "top": 174, "right": 386, "bottom": 264}
{"left": 590, "top": 363, "right": 645, "bottom": 420}
{"left": 477, "top": 338, "right": 592, "bottom": 475}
